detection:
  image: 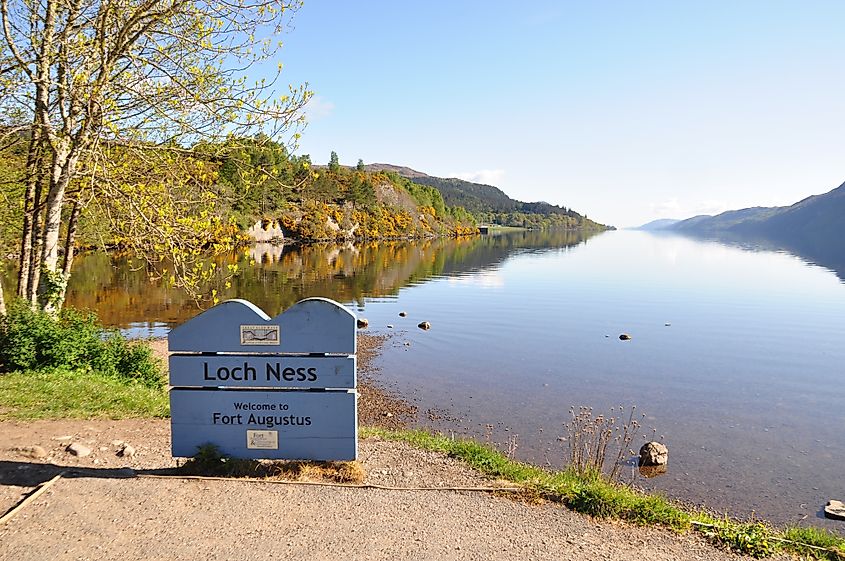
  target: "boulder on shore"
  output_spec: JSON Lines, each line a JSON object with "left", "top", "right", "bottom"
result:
{"left": 825, "top": 500, "right": 845, "bottom": 521}
{"left": 356, "top": 318, "right": 369, "bottom": 329}
{"left": 639, "top": 441, "right": 668, "bottom": 467}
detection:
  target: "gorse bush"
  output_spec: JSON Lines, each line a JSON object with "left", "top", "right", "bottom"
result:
{"left": 0, "top": 300, "right": 163, "bottom": 387}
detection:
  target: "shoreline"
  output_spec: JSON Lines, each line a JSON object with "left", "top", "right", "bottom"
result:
{"left": 1, "top": 335, "right": 843, "bottom": 558}
{"left": 150, "top": 334, "right": 845, "bottom": 538}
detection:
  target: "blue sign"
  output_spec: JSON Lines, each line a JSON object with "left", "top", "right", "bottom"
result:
{"left": 168, "top": 298, "right": 358, "bottom": 461}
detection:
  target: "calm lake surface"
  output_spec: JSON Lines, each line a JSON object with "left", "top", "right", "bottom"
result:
{"left": 57, "top": 230, "right": 845, "bottom": 530}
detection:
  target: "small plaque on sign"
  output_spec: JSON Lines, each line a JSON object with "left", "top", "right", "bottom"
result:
{"left": 240, "top": 325, "right": 280, "bottom": 346}
{"left": 246, "top": 430, "right": 279, "bottom": 450}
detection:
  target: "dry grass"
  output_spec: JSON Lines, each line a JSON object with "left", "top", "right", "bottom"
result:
{"left": 179, "top": 445, "right": 365, "bottom": 483}
{"left": 268, "top": 460, "right": 366, "bottom": 483}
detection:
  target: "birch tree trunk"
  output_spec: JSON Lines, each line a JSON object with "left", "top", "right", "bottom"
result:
{"left": 16, "top": 126, "right": 43, "bottom": 298}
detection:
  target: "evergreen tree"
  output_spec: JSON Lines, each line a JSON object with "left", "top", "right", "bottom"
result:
{"left": 329, "top": 151, "right": 340, "bottom": 172}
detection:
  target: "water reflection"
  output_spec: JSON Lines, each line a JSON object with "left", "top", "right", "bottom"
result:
{"left": 63, "top": 229, "right": 596, "bottom": 328}
{"left": 662, "top": 230, "right": 845, "bottom": 283}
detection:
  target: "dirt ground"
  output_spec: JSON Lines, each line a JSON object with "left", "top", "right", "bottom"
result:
{"left": 0, "top": 336, "right": 788, "bottom": 560}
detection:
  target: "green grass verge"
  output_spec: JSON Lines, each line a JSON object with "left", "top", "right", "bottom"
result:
{"left": 0, "top": 368, "right": 169, "bottom": 420}
{"left": 362, "top": 427, "right": 845, "bottom": 560}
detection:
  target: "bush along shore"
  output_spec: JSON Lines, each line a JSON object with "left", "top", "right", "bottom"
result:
{"left": 0, "top": 302, "right": 168, "bottom": 419}
{"left": 1, "top": 306, "right": 843, "bottom": 559}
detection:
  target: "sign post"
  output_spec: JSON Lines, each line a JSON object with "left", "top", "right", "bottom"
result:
{"left": 168, "top": 297, "right": 358, "bottom": 461}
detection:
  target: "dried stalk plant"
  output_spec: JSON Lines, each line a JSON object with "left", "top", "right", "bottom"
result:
{"left": 564, "top": 405, "right": 644, "bottom": 481}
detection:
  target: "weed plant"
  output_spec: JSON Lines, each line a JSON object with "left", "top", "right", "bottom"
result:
{"left": 564, "top": 405, "right": 643, "bottom": 481}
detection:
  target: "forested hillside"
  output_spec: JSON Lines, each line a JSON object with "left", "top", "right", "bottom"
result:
{"left": 365, "top": 164, "right": 611, "bottom": 231}
{"left": 0, "top": 136, "right": 478, "bottom": 259}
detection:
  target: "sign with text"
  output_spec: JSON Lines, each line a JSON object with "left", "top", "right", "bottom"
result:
{"left": 169, "top": 355, "right": 356, "bottom": 389}
{"left": 168, "top": 297, "right": 358, "bottom": 461}
{"left": 170, "top": 389, "right": 357, "bottom": 460}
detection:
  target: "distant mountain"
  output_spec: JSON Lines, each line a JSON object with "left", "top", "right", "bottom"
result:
{"left": 668, "top": 181, "right": 845, "bottom": 279}
{"left": 635, "top": 218, "right": 681, "bottom": 230}
{"left": 364, "top": 163, "right": 607, "bottom": 229}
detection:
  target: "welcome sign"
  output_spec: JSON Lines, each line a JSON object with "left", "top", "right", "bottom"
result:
{"left": 168, "top": 297, "right": 358, "bottom": 461}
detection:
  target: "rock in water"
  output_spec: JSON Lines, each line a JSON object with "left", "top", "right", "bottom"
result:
{"left": 399, "top": 311, "right": 407, "bottom": 317}
{"left": 356, "top": 318, "right": 369, "bottom": 329}
{"left": 67, "top": 443, "right": 92, "bottom": 457}
{"left": 417, "top": 321, "right": 431, "bottom": 330}
{"left": 639, "top": 441, "right": 668, "bottom": 467}
{"left": 825, "top": 500, "right": 845, "bottom": 521}
{"left": 619, "top": 333, "right": 632, "bottom": 340}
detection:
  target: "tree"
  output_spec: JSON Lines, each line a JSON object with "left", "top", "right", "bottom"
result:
{"left": 328, "top": 151, "right": 340, "bottom": 172}
{"left": 356, "top": 158, "right": 365, "bottom": 172}
{"left": 0, "top": 0, "right": 310, "bottom": 311}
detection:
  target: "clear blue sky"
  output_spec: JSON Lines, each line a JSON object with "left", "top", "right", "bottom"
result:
{"left": 275, "top": 1, "right": 845, "bottom": 227}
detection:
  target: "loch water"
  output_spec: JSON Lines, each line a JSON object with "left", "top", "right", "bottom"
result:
{"left": 59, "top": 229, "right": 845, "bottom": 530}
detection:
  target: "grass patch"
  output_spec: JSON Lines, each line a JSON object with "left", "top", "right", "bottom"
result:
{"left": 781, "top": 527, "right": 845, "bottom": 560}
{"left": 0, "top": 367, "right": 169, "bottom": 420}
{"left": 363, "top": 426, "right": 845, "bottom": 559}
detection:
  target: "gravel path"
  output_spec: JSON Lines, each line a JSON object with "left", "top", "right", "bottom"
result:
{"left": 0, "top": 419, "right": 784, "bottom": 561}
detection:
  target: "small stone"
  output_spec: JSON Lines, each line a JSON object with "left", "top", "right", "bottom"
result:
{"left": 111, "top": 440, "right": 125, "bottom": 446}
{"left": 417, "top": 321, "right": 431, "bottom": 330}
{"left": 383, "top": 412, "right": 393, "bottom": 418}
{"left": 639, "top": 442, "right": 668, "bottom": 467}
{"left": 356, "top": 318, "right": 369, "bottom": 329}
{"left": 619, "top": 333, "right": 632, "bottom": 340}
{"left": 67, "top": 443, "right": 92, "bottom": 457}
{"left": 99, "top": 447, "right": 109, "bottom": 451}
{"left": 664, "top": 323, "right": 672, "bottom": 327}
{"left": 399, "top": 311, "right": 407, "bottom": 317}
{"left": 404, "top": 341, "right": 411, "bottom": 346}
{"left": 387, "top": 324, "right": 394, "bottom": 329}
{"left": 52, "top": 435, "right": 74, "bottom": 442}
{"left": 824, "top": 500, "right": 845, "bottom": 521}
{"left": 117, "top": 444, "right": 136, "bottom": 457}
{"left": 15, "top": 446, "right": 47, "bottom": 459}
